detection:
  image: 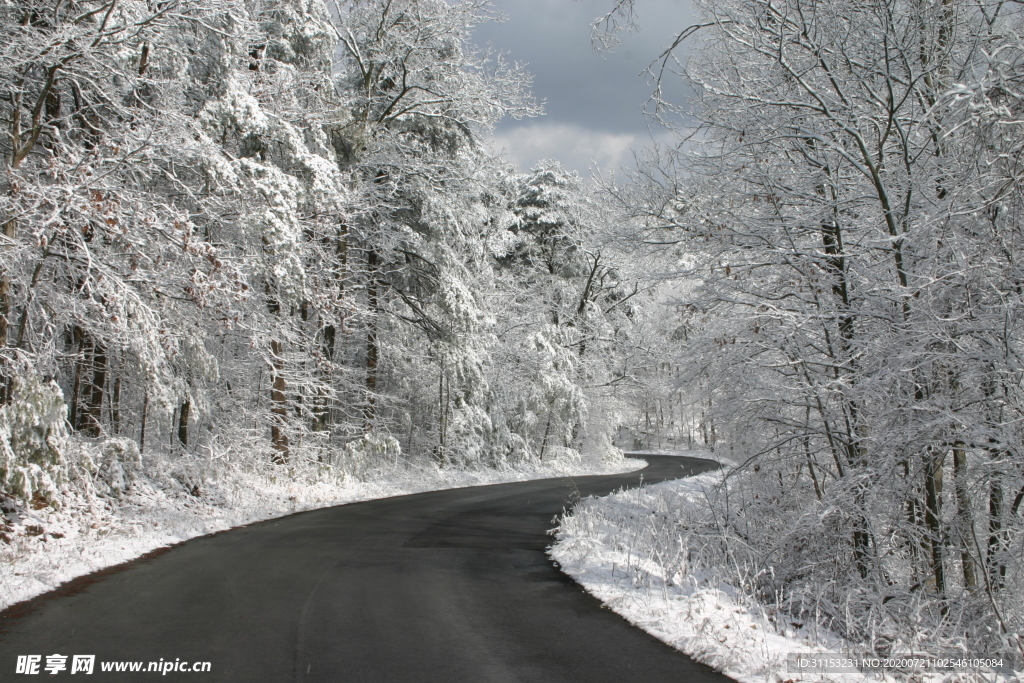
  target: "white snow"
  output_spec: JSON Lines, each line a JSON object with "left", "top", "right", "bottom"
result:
{"left": 550, "top": 455, "right": 1020, "bottom": 683}
{"left": 1, "top": 453, "right": 642, "bottom": 612}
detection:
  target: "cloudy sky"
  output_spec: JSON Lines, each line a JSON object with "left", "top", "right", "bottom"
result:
{"left": 472, "top": 0, "right": 698, "bottom": 177}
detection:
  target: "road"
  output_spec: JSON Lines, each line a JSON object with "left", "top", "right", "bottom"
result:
{"left": 1, "top": 453, "right": 732, "bottom": 682}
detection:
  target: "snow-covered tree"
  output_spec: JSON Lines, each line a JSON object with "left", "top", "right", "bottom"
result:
{"left": 327, "top": 0, "right": 539, "bottom": 459}
{"left": 601, "top": 0, "right": 1024, "bottom": 661}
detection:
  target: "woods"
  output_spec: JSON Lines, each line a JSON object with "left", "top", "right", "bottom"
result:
{"left": 601, "top": 0, "right": 1024, "bottom": 664}
{"left": 0, "top": 0, "right": 642, "bottom": 506}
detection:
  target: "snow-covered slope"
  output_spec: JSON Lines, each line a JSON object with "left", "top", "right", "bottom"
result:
{"left": 550, "top": 457, "right": 1019, "bottom": 683}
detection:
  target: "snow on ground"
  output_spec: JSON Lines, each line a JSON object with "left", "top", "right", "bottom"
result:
{"left": 1, "top": 451, "right": 642, "bottom": 612}
{"left": 550, "top": 453, "right": 1017, "bottom": 683}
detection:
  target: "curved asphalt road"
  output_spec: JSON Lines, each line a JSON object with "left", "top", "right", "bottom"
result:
{"left": 1, "top": 454, "right": 731, "bottom": 682}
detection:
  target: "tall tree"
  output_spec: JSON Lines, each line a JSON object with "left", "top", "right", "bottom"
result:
{"left": 331, "top": 0, "right": 538, "bottom": 456}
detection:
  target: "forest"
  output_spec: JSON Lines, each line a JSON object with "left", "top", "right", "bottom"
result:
{"left": 4, "top": 0, "right": 1024, "bottom": 671}
{"left": 0, "top": 0, "right": 654, "bottom": 488}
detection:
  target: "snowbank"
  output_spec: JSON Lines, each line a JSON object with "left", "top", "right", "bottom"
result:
{"left": 550, "top": 457, "right": 1020, "bottom": 683}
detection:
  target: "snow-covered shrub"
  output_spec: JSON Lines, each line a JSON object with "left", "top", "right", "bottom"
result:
{"left": 0, "top": 373, "right": 68, "bottom": 506}
{"left": 335, "top": 433, "right": 402, "bottom": 480}
{"left": 492, "top": 326, "right": 587, "bottom": 462}
{"left": 542, "top": 445, "right": 581, "bottom": 463}
{"left": 445, "top": 405, "right": 494, "bottom": 466}
{"left": 579, "top": 396, "right": 625, "bottom": 463}
{"left": 95, "top": 438, "right": 144, "bottom": 496}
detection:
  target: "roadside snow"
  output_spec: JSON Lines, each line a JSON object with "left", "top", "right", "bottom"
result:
{"left": 550, "top": 457, "right": 891, "bottom": 683}
{"left": 1, "top": 453, "right": 642, "bottom": 612}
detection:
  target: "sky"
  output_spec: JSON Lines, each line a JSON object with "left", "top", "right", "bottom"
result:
{"left": 472, "top": 0, "right": 698, "bottom": 177}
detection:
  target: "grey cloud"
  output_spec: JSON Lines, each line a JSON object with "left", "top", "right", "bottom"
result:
{"left": 472, "top": 0, "right": 697, "bottom": 174}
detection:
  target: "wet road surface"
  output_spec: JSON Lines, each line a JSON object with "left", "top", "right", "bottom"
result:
{"left": 0, "top": 453, "right": 733, "bottom": 682}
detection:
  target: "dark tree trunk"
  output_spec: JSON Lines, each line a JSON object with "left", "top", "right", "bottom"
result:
{"left": 139, "top": 389, "right": 149, "bottom": 454}
{"left": 0, "top": 219, "right": 13, "bottom": 404}
{"left": 270, "top": 340, "right": 289, "bottom": 462}
{"left": 952, "top": 444, "right": 978, "bottom": 589}
{"left": 177, "top": 399, "right": 190, "bottom": 447}
{"left": 436, "top": 369, "right": 448, "bottom": 460}
{"left": 321, "top": 324, "right": 336, "bottom": 362}
{"left": 364, "top": 250, "right": 380, "bottom": 432}
{"left": 988, "top": 473, "right": 1006, "bottom": 587}
{"left": 923, "top": 448, "right": 946, "bottom": 598}
{"left": 110, "top": 376, "right": 121, "bottom": 435}
{"left": 82, "top": 342, "right": 107, "bottom": 437}
{"left": 539, "top": 400, "right": 554, "bottom": 460}
{"left": 68, "top": 326, "right": 86, "bottom": 429}
{"left": 70, "top": 328, "right": 106, "bottom": 437}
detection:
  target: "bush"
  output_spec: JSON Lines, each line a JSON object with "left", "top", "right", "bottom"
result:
{"left": 0, "top": 373, "right": 69, "bottom": 506}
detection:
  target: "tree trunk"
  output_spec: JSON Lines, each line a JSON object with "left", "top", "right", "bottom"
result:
{"left": 110, "top": 376, "right": 121, "bottom": 436}
{"left": 849, "top": 422, "right": 873, "bottom": 579}
{"left": 0, "top": 218, "right": 13, "bottom": 404}
{"left": 952, "top": 443, "right": 978, "bottom": 589}
{"left": 314, "top": 324, "right": 336, "bottom": 433}
{"left": 68, "top": 326, "right": 86, "bottom": 428}
{"left": 139, "top": 389, "right": 149, "bottom": 454}
{"left": 988, "top": 471, "right": 1006, "bottom": 587}
{"left": 363, "top": 250, "right": 380, "bottom": 432}
{"left": 818, "top": 172, "right": 877, "bottom": 580}
{"left": 315, "top": 225, "right": 349, "bottom": 433}
{"left": 177, "top": 399, "right": 190, "bottom": 448}
{"left": 437, "top": 369, "right": 447, "bottom": 457}
{"left": 902, "top": 458, "right": 925, "bottom": 580}
{"left": 270, "top": 340, "right": 289, "bottom": 462}
{"left": 539, "top": 400, "right": 554, "bottom": 461}
{"left": 0, "top": 221, "right": 13, "bottom": 347}
{"left": 82, "top": 340, "right": 107, "bottom": 438}
{"left": 923, "top": 448, "right": 946, "bottom": 598}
